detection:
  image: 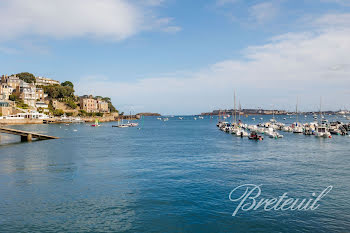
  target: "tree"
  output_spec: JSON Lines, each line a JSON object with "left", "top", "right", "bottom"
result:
{"left": 53, "top": 109, "right": 64, "bottom": 116}
{"left": 108, "top": 102, "right": 118, "bottom": 112}
{"left": 61, "top": 81, "right": 74, "bottom": 88}
{"left": 66, "top": 99, "right": 77, "bottom": 109}
{"left": 16, "top": 72, "right": 36, "bottom": 84}
{"left": 9, "top": 94, "right": 18, "bottom": 101}
{"left": 43, "top": 85, "right": 74, "bottom": 99}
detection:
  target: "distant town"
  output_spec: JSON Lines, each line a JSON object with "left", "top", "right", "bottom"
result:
{"left": 201, "top": 109, "right": 350, "bottom": 116}
{"left": 0, "top": 72, "right": 118, "bottom": 122}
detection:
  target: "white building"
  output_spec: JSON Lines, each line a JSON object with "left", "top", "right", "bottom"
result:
{"left": 35, "top": 76, "right": 60, "bottom": 86}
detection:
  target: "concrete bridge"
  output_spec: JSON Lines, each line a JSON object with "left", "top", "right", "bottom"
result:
{"left": 0, "top": 127, "right": 59, "bottom": 142}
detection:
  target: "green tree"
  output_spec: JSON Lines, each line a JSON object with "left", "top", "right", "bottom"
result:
{"left": 9, "top": 94, "right": 18, "bottom": 101}
{"left": 66, "top": 99, "right": 77, "bottom": 109}
{"left": 53, "top": 109, "right": 64, "bottom": 116}
{"left": 61, "top": 81, "right": 74, "bottom": 88}
{"left": 43, "top": 85, "right": 74, "bottom": 99}
{"left": 16, "top": 72, "right": 36, "bottom": 84}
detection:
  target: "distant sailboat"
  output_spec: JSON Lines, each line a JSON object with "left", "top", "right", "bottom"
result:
{"left": 91, "top": 119, "right": 100, "bottom": 127}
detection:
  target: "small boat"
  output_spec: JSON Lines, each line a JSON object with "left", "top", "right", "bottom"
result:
{"left": 293, "top": 126, "right": 303, "bottom": 134}
{"left": 249, "top": 131, "right": 264, "bottom": 140}
{"left": 179, "top": 117, "right": 183, "bottom": 120}
{"left": 91, "top": 119, "right": 101, "bottom": 127}
{"left": 235, "top": 129, "right": 249, "bottom": 137}
{"left": 128, "top": 122, "right": 139, "bottom": 127}
{"left": 314, "top": 125, "right": 332, "bottom": 138}
{"left": 303, "top": 127, "right": 313, "bottom": 135}
{"left": 112, "top": 119, "right": 131, "bottom": 128}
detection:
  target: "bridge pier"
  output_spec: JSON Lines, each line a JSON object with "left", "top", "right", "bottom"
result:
{"left": 21, "top": 134, "right": 32, "bottom": 142}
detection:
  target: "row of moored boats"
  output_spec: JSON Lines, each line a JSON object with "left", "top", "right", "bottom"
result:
{"left": 217, "top": 118, "right": 350, "bottom": 140}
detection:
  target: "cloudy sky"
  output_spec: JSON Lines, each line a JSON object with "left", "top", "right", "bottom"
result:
{"left": 0, "top": 0, "right": 349, "bottom": 114}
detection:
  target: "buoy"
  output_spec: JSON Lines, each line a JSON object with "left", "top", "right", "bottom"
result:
{"left": 329, "top": 136, "right": 332, "bottom": 138}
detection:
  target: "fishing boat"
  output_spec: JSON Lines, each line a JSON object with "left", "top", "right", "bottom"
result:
{"left": 314, "top": 125, "right": 332, "bottom": 138}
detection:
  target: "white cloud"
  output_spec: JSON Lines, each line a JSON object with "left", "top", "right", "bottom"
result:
{"left": 76, "top": 13, "right": 350, "bottom": 114}
{"left": 0, "top": 0, "right": 179, "bottom": 41}
{"left": 248, "top": 1, "right": 280, "bottom": 24}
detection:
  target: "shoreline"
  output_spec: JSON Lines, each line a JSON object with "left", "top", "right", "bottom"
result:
{"left": 0, "top": 115, "right": 141, "bottom": 125}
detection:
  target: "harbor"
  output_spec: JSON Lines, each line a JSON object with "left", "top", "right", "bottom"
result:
{"left": 217, "top": 114, "right": 350, "bottom": 140}
{"left": 1, "top": 116, "right": 349, "bottom": 232}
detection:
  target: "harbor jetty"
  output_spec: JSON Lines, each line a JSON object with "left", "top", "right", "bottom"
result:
{"left": 0, "top": 127, "right": 59, "bottom": 142}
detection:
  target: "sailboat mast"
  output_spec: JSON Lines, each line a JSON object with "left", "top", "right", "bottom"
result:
{"left": 238, "top": 101, "right": 241, "bottom": 121}
{"left": 234, "top": 91, "right": 237, "bottom": 124}
{"left": 296, "top": 97, "right": 299, "bottom": 123}
{"left": 319, "top": 97, "right": 322, "bottom": 123}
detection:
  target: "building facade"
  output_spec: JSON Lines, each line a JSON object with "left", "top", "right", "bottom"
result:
{"left": 35, "top": 76, "right": 60, "bottom": 86}
{"left": 80, "top": 95, "right": 98, "bottom": 113}
{"left": 0, "top": 102, "right": 12, "bottom": 116}
{"left": 14, "top": 81, "right": 37, "bottom": 107}
{"left": 96, "top": 98, "right": 109, "bottom": 113}
{"left": 1, "top": 75, "right": 21, "bottom": 90}
{"left": 36, "top": 88, "right": 45, "bottom": 100}
{"left": 80, "top": 95, "right": 110, "bottom": 113}
{"left": 0, "top": 83, "right": 11, "bottom": 100}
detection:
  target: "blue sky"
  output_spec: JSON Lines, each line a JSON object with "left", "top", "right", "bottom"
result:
{"left": 0, "top": 0, "right": 350, "bottom": 114}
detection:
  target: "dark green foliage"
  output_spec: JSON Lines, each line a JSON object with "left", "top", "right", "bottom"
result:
{"left": 15, "top": 98, "right": 29, "bottom": 109}
{"left": 9, "top": 94, "right": 18, "bottom": 101}
{"left": 53, "top": 109, "right": 64, "bottom": 116}
{"left": 78, "top": 110, "right": 87, "bottom": 116}
{"left": 61, "top": 81, "right": 74, "bottom": 88}
{"left": 65, "top": 98, "right": 77, "bottom": 109}
{"left": 43, "top": 85, "right": 74, "bottom": 99}
{"left": 108, "top": 102, "right": 117, "bottom": 113}
{"left": 16, "top": 72, "right": 36, "bottom": 84}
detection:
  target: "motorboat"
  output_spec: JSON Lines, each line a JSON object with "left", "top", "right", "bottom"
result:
{"left": 293, "top": 126, "right": 303, "bottom": 134}
{"left": 249, "top": 131, "right": 263, "bottom": 140}
{"left": 235, "top": 129, "right": 249, "bottom": 137}
{"left": 314, "top": 125, "right": 332, "bottom": 138}
{"left": 303, "top": 127, "right": 313, "bottom": 135}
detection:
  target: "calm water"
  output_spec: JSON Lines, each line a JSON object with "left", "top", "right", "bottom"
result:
{"left": 0, "top": 115, "right": 349, "bottom": 232}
